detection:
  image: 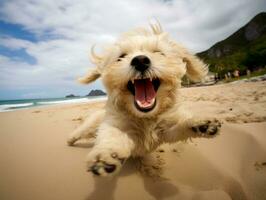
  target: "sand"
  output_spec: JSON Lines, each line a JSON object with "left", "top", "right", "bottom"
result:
{"left": 0, "top": 81, "right": 266, "bottom": 200}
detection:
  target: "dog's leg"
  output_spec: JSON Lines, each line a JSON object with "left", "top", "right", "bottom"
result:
{"left": 135, "top": 153, "right": 165, "bottom": 178}
{"left": 67, "top": 110, "right": 105, "bottom": 146}
{"left": 86, "top": 123, "right": 134, "bottom": 176}
{"left": 163, "top": 110, "right": 221, "bottom": 143}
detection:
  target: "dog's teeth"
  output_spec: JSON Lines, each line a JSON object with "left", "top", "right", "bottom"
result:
{"left": 149, "top": 77, "right": 152, "bottom": 82}
{"left": 131, "top": 79, "right": 134, "bottom": 84}
{"left": 136, "top": 98, "right": 155, "bottom": 109}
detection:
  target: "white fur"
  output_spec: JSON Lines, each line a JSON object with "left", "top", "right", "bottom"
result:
{"left": 68, "top": 23, "right": 221, "bottom": 176}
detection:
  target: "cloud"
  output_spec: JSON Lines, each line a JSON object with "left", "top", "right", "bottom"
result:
{"left": 0, "top": 0, "right": 265, "bottom": 99}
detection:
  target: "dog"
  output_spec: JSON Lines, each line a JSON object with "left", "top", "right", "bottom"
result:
{"left": 67, "top": 23, "right": 221, "bottom": 176}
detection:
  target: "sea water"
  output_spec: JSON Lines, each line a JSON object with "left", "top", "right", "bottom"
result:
{"left": 0, "top": 96, "right": 107, "bottom": 112}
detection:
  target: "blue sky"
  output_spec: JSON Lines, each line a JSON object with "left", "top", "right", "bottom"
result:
{"left": 0, "top": 0, "right": 265, "bottom": 100}
{"left": 0, "top": 21, "right": 37, "bottom": 65}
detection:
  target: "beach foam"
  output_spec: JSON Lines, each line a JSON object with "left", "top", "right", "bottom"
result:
{"left": 37, "top": 97, "right": 107, "bottom": 106}
{"left": 0, "top": 97, "right": 107, "bottom": 112}
{"left": 0, "top": 103, "right": 34, "bottom": 112}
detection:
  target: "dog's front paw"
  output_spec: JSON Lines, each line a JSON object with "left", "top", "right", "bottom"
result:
{"left": 191, "top": 118, "right": 221, "bottom": 137}
{"left": 86, "top": 148, "right": 127, "bottom": 176}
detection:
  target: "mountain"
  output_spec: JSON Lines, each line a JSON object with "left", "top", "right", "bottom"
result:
{"left": 65, "top": 94, "right": 80, "bottom": 98}
{"left": 86, "top": 89, "right": 106, "bottom": 96}
{"left": 197, "top": 12, "right": 266, "bottom": 76}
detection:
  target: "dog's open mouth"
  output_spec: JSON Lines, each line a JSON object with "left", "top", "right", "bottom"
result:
{"left": 127, "top": 78, "right": 160, "bottom": 112}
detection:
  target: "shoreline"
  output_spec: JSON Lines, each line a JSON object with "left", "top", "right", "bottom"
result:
{"left": 2, "top": 74, "right": 266, "bottom": 113}
{"left": 2, "top": 81, "right": 266, "bottom": 124}
{"left": 0, "top": 96, "right": 107, "bottom": 113}
{"left": 0, "top": 99, "right": 106, "bottom": 115}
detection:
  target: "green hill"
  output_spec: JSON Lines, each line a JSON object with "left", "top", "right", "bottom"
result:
{"left": 197, "top": 12, "right": 266, "bottom": 77}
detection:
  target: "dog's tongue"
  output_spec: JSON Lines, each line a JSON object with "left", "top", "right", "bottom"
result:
{"left": 134, "top": 79, "right": 156, "bottom": 109}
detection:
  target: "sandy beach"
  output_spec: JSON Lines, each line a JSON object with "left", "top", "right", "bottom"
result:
{"left": 1, "top": 81, "right": 266, "bottom": 200}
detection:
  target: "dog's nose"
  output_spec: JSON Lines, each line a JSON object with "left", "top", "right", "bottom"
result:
{"left": 131, "top": 55, "right": 151, "bottom": 72}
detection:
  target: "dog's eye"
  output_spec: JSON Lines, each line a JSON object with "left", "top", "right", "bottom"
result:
{"left": 153, "top": 50, "right": 165, "bottom": 56}
{"left": 117, "top": 53, "right": 127, "bottom": 61}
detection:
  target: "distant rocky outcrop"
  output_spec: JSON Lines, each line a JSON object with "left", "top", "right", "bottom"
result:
{"left": 65, "top": 94, "right": 79, "bottom": 98}
{"left": 86, "top": 90, "right": 106, "bottom": 96}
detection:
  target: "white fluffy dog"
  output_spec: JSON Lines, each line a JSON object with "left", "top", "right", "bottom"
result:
{"left": 67, "top": 23, "right": 221, "bottom": 176}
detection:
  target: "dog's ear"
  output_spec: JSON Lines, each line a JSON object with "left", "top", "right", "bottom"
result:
{"left": 78, "top": 68, "right": 101, "bottom": 84}
{"left": 78, "top": 45, "right": 103, "bottom": 84}
{"left": 182, "top": 51, "right": 208, "bottom": 82}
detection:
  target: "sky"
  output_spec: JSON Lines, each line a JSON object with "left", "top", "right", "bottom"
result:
{"left": 0, "top": 0, "right": 265, "bottom": 100}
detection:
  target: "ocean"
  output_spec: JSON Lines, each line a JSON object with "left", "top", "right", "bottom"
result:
{"left": 0, "top": 96, "right": 107, "bottom": 112}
